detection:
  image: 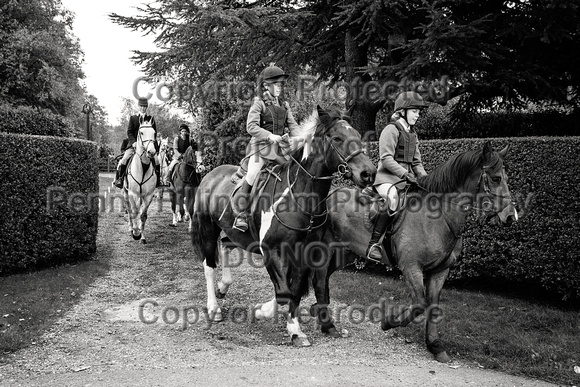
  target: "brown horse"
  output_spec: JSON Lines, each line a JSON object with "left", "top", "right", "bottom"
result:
{"left": 190, "top": 106, "right": 376, "bottom": 346}
{"left": 169, "top": 146, "right": 201, "bottom": 230}
{"left": 314, "top": 141, "right": 517, "bottom": 361}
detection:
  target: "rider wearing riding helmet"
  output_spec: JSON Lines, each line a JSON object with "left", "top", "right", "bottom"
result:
{"left": 366, "top": 90, "right": 429, "bottom": 262}
{"left": 113, "top": 97, "right": 165, "bottom": 188}
{"left": 232, "top": 64, "right": 300, "bottom": 232}
{"left": 163, "top": 123, "right": 204, "bottom": 185}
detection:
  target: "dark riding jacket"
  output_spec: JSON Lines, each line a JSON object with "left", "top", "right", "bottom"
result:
{"left": 124, "top": 114, "right": 157, "bottom": 150}
{"left": 172, "top": 136, "right": 198, "bottom": 160}
{"left": 374, "top": 119, "right": 427, "bottom": 186}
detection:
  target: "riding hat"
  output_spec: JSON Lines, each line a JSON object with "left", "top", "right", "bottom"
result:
{"left": 393, "top": 91, "right": 429, "bottom": 112}
{"left": 179, "top": 123, "right": 190, "bottom": 133}
{"left": 138, "top": 97, "right": 149, "bottom": 107}
{"left": 260, "top": 65, "right": 289, "bottom": 84}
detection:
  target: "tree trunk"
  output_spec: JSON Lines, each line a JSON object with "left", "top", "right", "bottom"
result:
{"left": 344, "top": 29, "right": 384, "bottom": 140}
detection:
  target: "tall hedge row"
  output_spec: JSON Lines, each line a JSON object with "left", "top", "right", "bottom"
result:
{"left": 364, "top": 137, "right": 579, "bottom": 302}
{"left": 0, "top": 133, "right": 99, "bottom": 275}
{"left": 0, "top": 103, "right": 74, "bottom": 137}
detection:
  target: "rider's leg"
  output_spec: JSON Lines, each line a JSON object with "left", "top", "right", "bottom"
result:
{"left": 113, "top": 148, "right": 134, "bottom": 188}
{"left": 366, "top": 183, "right": 398, "bottom": 262}
{"left": 232, "top": 155, "right": 264, "bottom": 232}
{"left": 153, "top": 155, "right": 166, "bottom": 188}
{"left": 166, "top": 159, "right": 178, "bottom": 185}
{"left": 232, "top": 143, "right": 251, "bottom": 184}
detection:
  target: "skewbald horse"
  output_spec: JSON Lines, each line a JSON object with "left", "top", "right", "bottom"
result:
{"left": 191, "top": 106, "right": 376, "bottom": 346}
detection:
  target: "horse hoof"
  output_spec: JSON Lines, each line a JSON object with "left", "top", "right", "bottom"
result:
{"left": 132, "top": 233, "right": 142, "bottom": 240}
{"left": 216, "top": 290, "right": 226, "bottom": 299}
{"left": 169, "top": 223, "right": 176, "bottom": 227}
{"left": 434, "top": 351, "right": 451, "bottom": 363}
{"left": 291, "top": 335, "right": 311, "bottom": 347}
{"left": 322, "top": 326, "right": 341, "bottom": 338}
{"left": 381, "top": 318, "right": 397, "bottom": 331}
{"left": 141, "top": 239, "right": 147, "bottom": 244}
{"left": 210, "top": 311, "right": 223, "bottom": 322}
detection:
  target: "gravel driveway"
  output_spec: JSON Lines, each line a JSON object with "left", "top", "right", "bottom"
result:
{"left": 0, "top": 178, "right": 556, "bottom": 386}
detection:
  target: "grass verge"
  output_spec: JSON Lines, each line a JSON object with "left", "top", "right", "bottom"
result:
{"left": 330, "top": 266, "right": 580, "bottom": 386}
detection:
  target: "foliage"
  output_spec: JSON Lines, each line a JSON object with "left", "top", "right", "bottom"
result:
{"left": 109, "top": 0, "right": 580, "bottom": 135}
{"left": 362, "top": 137, "right": 580, "bottom": 303}
{"left": 0, "top": 133, "right": 99, "bottom": 275}
{"left": 0, "top": 103, "right": 74, "bottom": 137}
{"left": 0, "top": 0, "right": 85, "bottom": 118}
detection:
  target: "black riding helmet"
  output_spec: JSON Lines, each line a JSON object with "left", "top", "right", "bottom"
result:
{"left": 260, "top": 65, "right": 289, "bottom": 84}
{"left": 393, "top": 91, "right": 429, "bottom": 112}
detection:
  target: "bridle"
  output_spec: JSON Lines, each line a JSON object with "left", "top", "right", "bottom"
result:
{"left": 273, "top": 120, "right": 365, "bottom": 233}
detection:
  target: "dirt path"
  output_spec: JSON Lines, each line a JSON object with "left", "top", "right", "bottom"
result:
{"left": 0, "top": 177, "right": 555, "bottom": 386}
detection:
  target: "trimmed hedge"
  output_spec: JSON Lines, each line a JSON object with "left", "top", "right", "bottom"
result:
{"left": 0, "top": 103, "right": 74, "bottom": 137}
{"left": 363, "top": 137, "right": 580, "bottom": 302}
{"left": 0, "top": 133, "right": 99, "bottom": 275}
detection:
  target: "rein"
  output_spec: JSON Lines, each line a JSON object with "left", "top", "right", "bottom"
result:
{"left": 271, "top": 122, "right": 364, "bottom": 234}
{"left": 127, "top": 129, "right": 156, "bottom": 190}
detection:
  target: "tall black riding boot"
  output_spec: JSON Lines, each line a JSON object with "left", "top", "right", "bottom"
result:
{"left": 233, "top": 180, "right": 252, "bottom": 232}
{"left": 155, "top": 164, "right": 167, "bottom": 188}
{"left": 366, "top": 211, "right": 395, "bottom": 263}
{"left": 113, "top": 164, "right": 127, "bottom": 189}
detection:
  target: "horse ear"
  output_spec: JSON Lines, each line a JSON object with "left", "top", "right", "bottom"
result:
{"left": 482, "top": 141, "right": 493, "bottom": 162}
{"left": 498, "top": 144, "right": 510, "bottom": 159}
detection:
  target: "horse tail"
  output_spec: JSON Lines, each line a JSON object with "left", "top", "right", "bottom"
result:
{"left": 190, "top": 212, "right": 205, "bottom": 264}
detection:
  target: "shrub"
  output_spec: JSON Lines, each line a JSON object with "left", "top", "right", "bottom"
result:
{"left": 0, "top": 133, "right": 99, "bottom": 275}
{"left": 0, "top": 103, "right": 74, "bottom": 137}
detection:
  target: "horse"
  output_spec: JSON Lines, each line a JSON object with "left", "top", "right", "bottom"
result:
{"left": 314, "top": 141, "right": 518, "bottom": 362}
{"left": 190, "top": 105, "right": 376, "bottom": 346}
{"left": 122, "top": 122, "right": 158, "bottom": 243}
{"left": 169, "top": 146, "right": 201, "bottom": 230}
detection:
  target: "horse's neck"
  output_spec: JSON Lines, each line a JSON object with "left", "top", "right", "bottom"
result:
{"left": 135, "top": 145, "right": 152, "bottom": 164}
{"left": 288, "top": 156, "right": 332, "bottom": 214}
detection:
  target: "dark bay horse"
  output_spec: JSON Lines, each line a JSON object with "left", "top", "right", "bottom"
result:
{"left": 191, "top": 106, "right": 376, "bottom": 346}
{"left": 316, "top": 141, "right": 517, "bottom": 361}
{"left": 169, "top": 146, "right": 201, "bottom": 230}
{"left": 123, "top": 123, "right": 158, "bottom": 243}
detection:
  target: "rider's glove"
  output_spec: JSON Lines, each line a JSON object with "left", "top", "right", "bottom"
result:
{"left": 403, "top": 172, "right": 418, "bottom": 185}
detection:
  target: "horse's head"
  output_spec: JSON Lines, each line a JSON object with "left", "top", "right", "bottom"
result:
{"left": 159, "top": 138, "right": 168, "bottom": 152}
{"left": 137, "top": 123, "right": 157, "bottom": 159}
{"left": 314, "top": 105, "right": 376, "bottom": 188}
{"left": 477, "top": 142, "right": 518, "bottom": 226}
{"left": 182, "top": 146, "right": 196, "bottom": 166}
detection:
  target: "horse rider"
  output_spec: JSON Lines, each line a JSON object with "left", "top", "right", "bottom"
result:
{"left": 113, "top": 97, "right": 166, "bottom": 189}
{"left": 366, "top": 91, "right": 429, "bottom": 262}
{"left": 163, "top": 123, "right": 204, "bottom": 185}
{"left": 232, "top": 65, "right": 300, "bottom": 232}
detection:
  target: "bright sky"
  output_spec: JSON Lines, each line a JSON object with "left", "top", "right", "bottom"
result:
{"left": 61, "top": 0, "right": 158, "bottom": 125}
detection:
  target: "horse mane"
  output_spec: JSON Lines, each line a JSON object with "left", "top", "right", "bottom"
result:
{"left": 290, "top": 106, "right": 350, "bottom": 161}
{"left": 417, "top": 147, "right": 504, "bottom": 193}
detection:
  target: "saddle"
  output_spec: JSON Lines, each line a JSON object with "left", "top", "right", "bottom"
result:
{"left": 231, "top": 161, "right": 284, "bottom": 210}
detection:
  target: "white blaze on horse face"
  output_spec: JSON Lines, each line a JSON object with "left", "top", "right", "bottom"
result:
{"left": 259, "top": 187, "right": 291, "bottom": 254}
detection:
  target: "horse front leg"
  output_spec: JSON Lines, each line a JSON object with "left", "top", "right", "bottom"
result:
{"left": 170, "top": 191, "right": 179, "bottom": 227}
{"left": 425, "top": 268, "right": 451, "bottom": 363}
{"left": 203, "top": 259, "right": 223, "bottom": 322}
{"left": 138, "top": 193, "right": 155, "bottom": 244}
{"left": 125, "top": 191, "right": 141, "bottom": 240}
{"left": 382, "top": 266, "right": 427, "bottom": 330}
{"left": 310, "top": 242, "right": 342, "bottom": 338}
{"left": 215, "top": 238, "right": 233, "bottom": 299}
{"left": 256, "top": 251, "right": 311, "bottom": 347}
